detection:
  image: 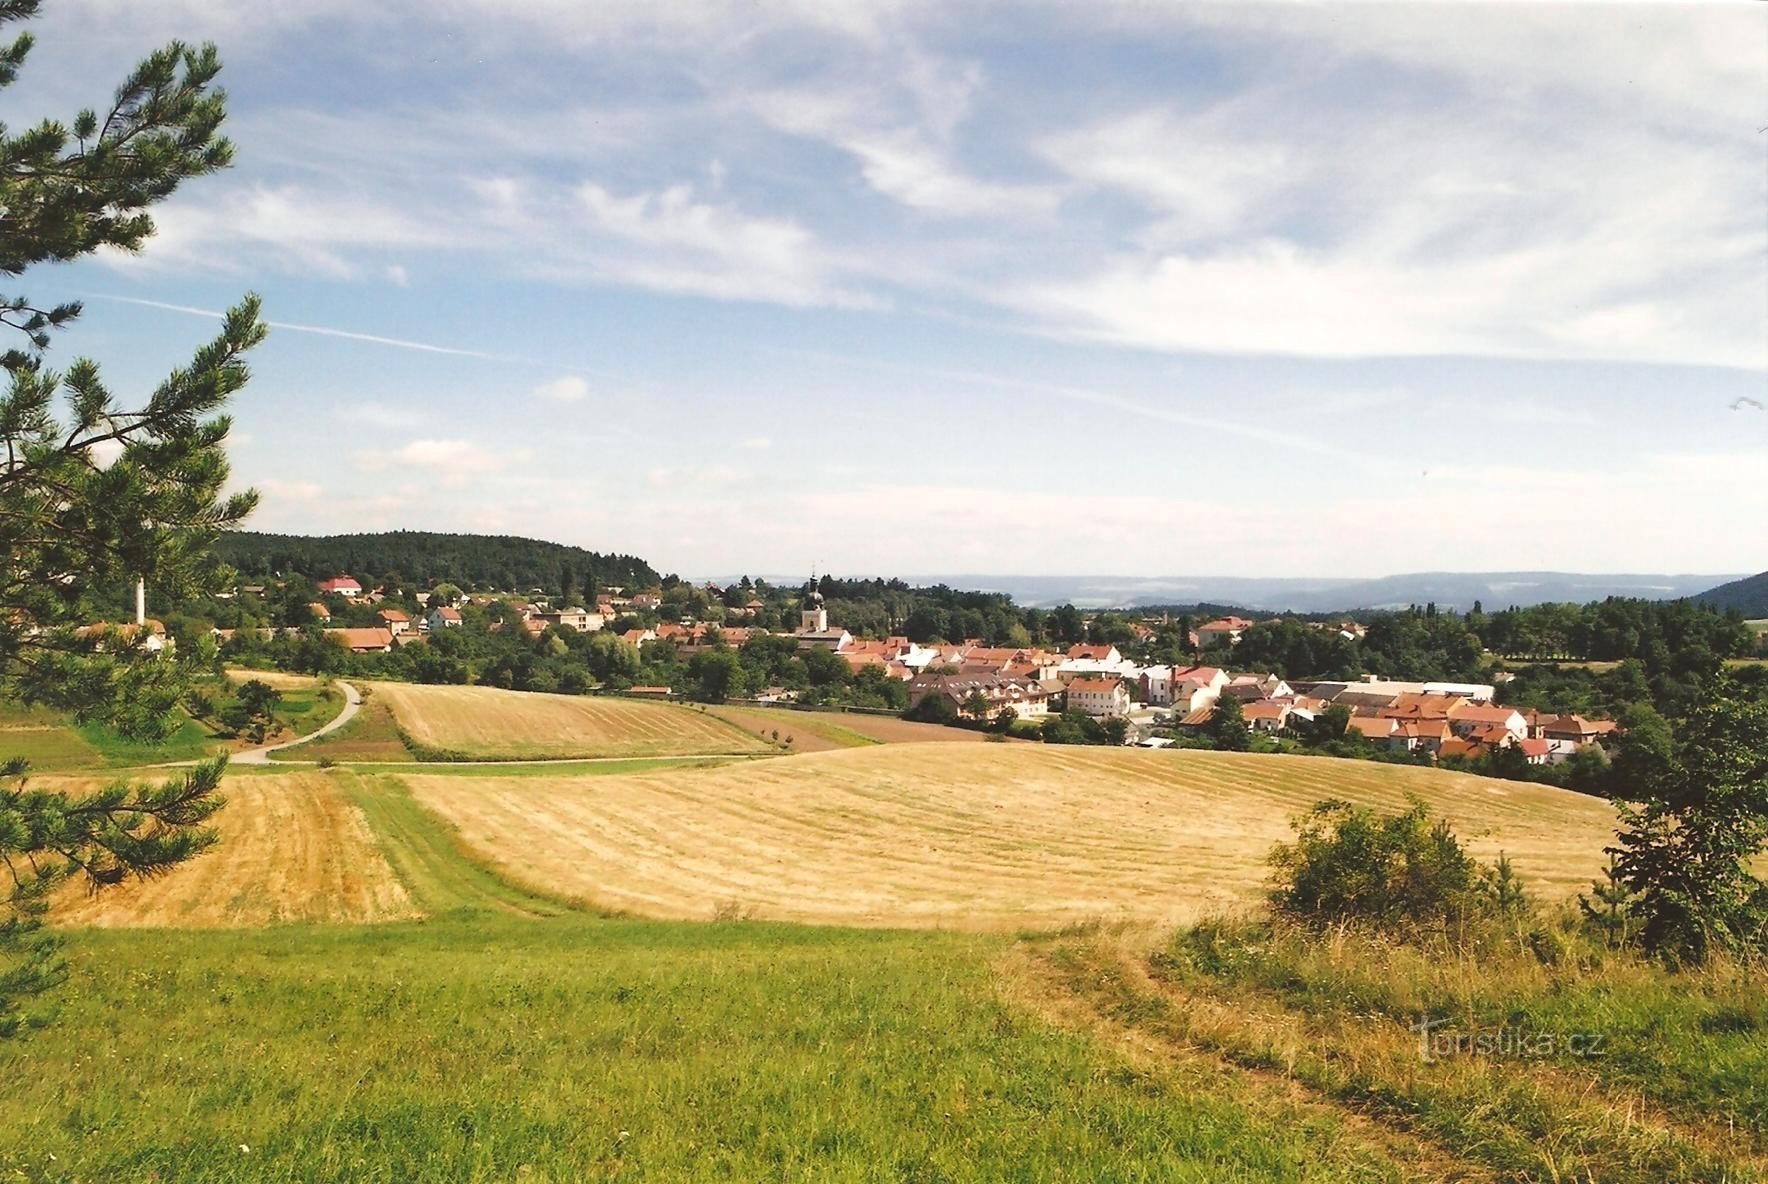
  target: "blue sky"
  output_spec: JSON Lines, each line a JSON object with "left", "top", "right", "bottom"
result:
{"left": 7, "top": 1, "right": 1765, "bottom": 578}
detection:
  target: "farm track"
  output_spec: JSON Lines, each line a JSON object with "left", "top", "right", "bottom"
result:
{"left": 1014, "top": 936, "right": 1767, "bottom": 1183}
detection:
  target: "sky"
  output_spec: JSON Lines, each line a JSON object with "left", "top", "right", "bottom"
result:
{"left": 5, "top": 0, "right": 1765, "bottom": 579}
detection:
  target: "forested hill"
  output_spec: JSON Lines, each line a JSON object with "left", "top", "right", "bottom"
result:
{"left": 1695, "top": 571, "right": 1768, "bottom": 617}
{"left": 214, "top": 531, "right": 659, "bottom": 592}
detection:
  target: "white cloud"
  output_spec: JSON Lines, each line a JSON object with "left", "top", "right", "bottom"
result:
{"left": 385, "top": 263, "right": 410, "bottom": 286}
{"left": 533, "top": 375, "right": 590, "bottom": 403}
{"left": 843, "top": 131, "right": 1059, "bottom": 218}
{"left": 571, "top": 182, "right": 875, "bottom": 308}
{"left": 107, "top": 184, "right": 456, "bottom": 280}
{"left": 255, "top": 478, "right": 324, "bottom": 502}
{"left": 739, "top": 435, "right": 772, "bottom": 450}
{"left": 342, "top": 403, "right": 422, "bottom": 429}
{"left": 357, "top": 439, "right": 513, "bottom": 480}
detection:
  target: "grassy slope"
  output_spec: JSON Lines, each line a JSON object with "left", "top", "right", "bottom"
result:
{"left": 1, "top": 758, "right": 1436, "bottom": 1181}
{"left": 0, "top": 918, "right": 1430, "bottom": 1184}
{"left": 1026, "top": 924, "right": 1766, "bottom": 1184}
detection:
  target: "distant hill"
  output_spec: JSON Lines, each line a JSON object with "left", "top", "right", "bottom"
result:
{"left": 902, "top": 571, "right": 1745, "bottom": 612}
{"left": 1694, "top": 571, "right": 1768, "bottom": 617}
{"left": 215, "top": 530, "right": 659, "bottom": 593}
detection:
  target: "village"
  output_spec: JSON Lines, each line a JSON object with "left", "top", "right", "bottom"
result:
{"left": 168, "top": 574, "right": 1630, "bottom": 769}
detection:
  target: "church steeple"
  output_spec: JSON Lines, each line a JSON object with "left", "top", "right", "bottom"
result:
{"left": 799, "top": 575, "right": 827, "bottom": 633}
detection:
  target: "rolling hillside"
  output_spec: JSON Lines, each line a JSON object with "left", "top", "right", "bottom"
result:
{"left": 1696, "top": 570, "right": 1768, "bottom": 616}
{"left": 403, "top": 745, "right": 1617, "bottom": 929}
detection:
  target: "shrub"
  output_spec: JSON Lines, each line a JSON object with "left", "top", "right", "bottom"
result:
{"left": 1268, "top": 797, "right": 1525, "bottom": 934}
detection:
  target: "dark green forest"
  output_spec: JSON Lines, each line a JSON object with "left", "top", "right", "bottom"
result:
{"left": 213, "top": 530, "right": 657, "bottom": 594}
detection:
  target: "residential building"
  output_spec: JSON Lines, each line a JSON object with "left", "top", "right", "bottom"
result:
{"left": 1067, "top": 676, "right": 1132, "bottom": 718}
{"left": 317, "top": 576, "right": 363, "bottom": 599}
{"left": 425, "top": 606, "right": 463, "bottom": 631}
{"left": 377, "top": 608, "right": 411, "bottom": 636}
{"left": 1242, "top": 700, "right": 1292, "bottom": 733}
{"left": 907, "top": 673, "right": 1051, "bottom": 720}
{"left": 1542, "top": 715, "right": 1619, "bottom": 746}
{"left": 1197, "top": 616, "right": 1251, "bottom": 647}
{"left": 327, "top": 627, "right": 394, "bottom": 653}
{"left": 1447, "top": 703, "right": 1527, "bottom": 742}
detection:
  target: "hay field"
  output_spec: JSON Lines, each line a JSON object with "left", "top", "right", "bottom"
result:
{"left": 403, "top": 745, "right": 1616, "bottom": 930}
{"left": 50, "top": 770, "right": 416, "bottom": 927}
{"left": 367, "top": 682, "right": 770, "bottom": 760}
{"left": 705, "top": 704, "right": 989, "bottom": 752}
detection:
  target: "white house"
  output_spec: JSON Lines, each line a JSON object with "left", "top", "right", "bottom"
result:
{"left": 426, "top": 606, "right": 464, "bottom": 631}
{"left": 1142, "top": 665, "right": 1228, "bottom": 712}
{"left": 1447, "top": 703, "right": 1528, "bottom": 742}
{"left": 317, "top": 576, "right": 363, "bottom": 599}
{"left": 1067, "top": 676, "right": 1132, "bottom": 717}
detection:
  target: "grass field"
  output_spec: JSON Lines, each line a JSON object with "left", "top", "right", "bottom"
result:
{"left": 367, "top": 682, "right": 772, "bottom": 761}
{"left": 402, "top": 745, "right": 1617, "bottom": 929}
{"left": 0, "top": 700, "right": 221, "bottom": 770}
{"left": 1022, "top": 923, "right": 1766, "bottom": 1183}
{"left": 273, "top": 696, "right": 415, "bottom": 763}
{"left": 0, "top": 916, "right": 1465, "bottom": 1184}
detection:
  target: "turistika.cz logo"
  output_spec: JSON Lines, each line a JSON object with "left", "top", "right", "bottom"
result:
{"left": 1411, "top": 1016, "right": 1608, "bottom": 1064}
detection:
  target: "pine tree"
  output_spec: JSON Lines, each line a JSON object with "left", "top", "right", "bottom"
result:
{"left": 1578, "top": 855, "right": 1635, "bottom": 949}
{"left": 0, "top": 0, "right": 262, "bottom": 1034}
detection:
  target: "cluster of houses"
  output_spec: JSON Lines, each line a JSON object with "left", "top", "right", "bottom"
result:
{"left": 174, "top": 575, "right": 1626, "bottom": 765}
{"left": 1166, "top": 677, "right": 1620, "bottom": 766}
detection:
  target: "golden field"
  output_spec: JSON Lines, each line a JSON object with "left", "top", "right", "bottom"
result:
{"left": 365, "top": 681, "right": 771, "bottom": 760}
{"left": 49, "top": 770, "right": 416, "bottom": 927}
{"left": 402, "top": 744, "right": 1618, "bottom": 930}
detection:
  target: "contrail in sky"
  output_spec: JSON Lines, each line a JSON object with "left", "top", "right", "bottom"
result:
{"left": 85, "top": 293, "right": 561, "bottom": 368}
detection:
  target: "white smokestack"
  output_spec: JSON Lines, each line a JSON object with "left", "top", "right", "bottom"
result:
{"left": 136, "top": 577, "right": 146, "bottom": 627}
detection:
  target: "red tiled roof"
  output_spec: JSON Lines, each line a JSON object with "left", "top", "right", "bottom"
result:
{"left": 1346, "top": 717, "right": 1396, "bottom": 739}
{"left": 327, "top": 627, "right": 394, "bottom": 651}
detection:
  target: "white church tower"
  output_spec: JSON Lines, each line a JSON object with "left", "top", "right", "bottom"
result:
{"left": 799, "top": 582, "right": 827, "bottom": 633}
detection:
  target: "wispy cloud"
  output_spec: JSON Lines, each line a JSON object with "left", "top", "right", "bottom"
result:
{"left": 532, "top": 376, "right": 590, "bottom": 403}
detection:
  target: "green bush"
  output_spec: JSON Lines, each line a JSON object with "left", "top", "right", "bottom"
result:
{"left": 1268, "top": 797, "right": 1525, "bottom": 934}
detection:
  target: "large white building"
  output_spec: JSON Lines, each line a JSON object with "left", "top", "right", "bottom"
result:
{"left": 1067, "top": 677, "right": 1132, "bottom": 717}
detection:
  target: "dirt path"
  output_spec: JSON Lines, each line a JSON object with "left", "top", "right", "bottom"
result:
{"left": 232, "top": 679, "right": 361, "bottom": 765}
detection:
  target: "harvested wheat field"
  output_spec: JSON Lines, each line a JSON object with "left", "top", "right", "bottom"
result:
{"left": 50, "top": 770, "right": 416, "bottom": 927}
{"left": 704, "top": 704, "right": 988, "bottom": 752}
{"left": 402, "top": 745, "right": 1617, "bottom": 930}
{"left": 366, "top": 682, "right": 771, "bottom": 760}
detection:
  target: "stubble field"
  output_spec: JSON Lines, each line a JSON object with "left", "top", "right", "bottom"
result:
{"left": 403, "top": 744, "right": 1618, "bottom": 929}
{"left": 366, "top": 682, "right": 771, "bottom": 760}
{"left": 48, "top": 769, "right": 416, "bottom": 927}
